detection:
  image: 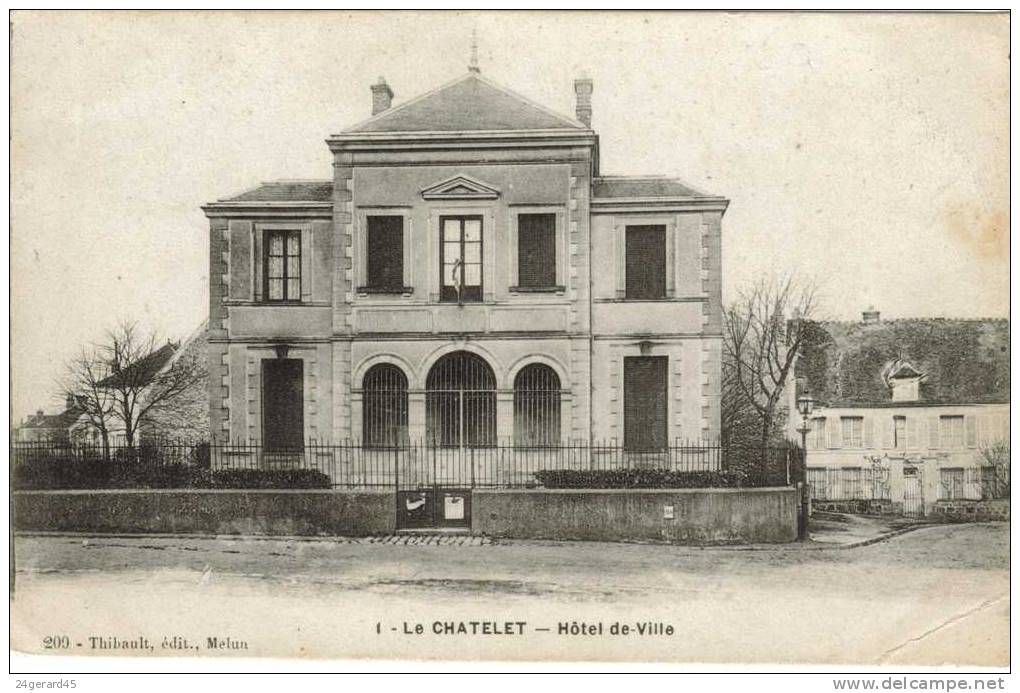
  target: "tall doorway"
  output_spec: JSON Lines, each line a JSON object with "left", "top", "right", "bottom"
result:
{"left": 624, "top": 356, "right": 668, "bottom": 452}
{"left": 262, "top": 358, "right": 304, "bottom": 451}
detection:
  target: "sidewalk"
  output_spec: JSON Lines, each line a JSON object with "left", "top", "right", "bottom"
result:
{"left": 807, "top": 511, "right": 928, "bottom": 547}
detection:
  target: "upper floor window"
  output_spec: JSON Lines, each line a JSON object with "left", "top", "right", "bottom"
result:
{"left": 517, "top": 213, "right": 557, "bottom": 290}
{"left": 264, "top": 229, "right": 301, "bottom": 302}
{"left": 940, "top": 415, "right": 965, "bottom": 448}
{"left": 625, "top": 225, "right": 666, "bottom": 299}
{"left": 893, "top": 415, "right": 906, "bottom": 449}
{"left": 812, "top": 417, "right": 827, "bottom": 449}
{"left": 365, "top": 216, "right": 404, "bottom": 293}
{"left": 841, "top": 416, "right": 864, "bottom": 448}
{"left": 440, "top": 216, "right": 482, "bottom": 303}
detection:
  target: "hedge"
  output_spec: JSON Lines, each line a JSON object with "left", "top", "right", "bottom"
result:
{"left": 13, "top": 458, "right": 331, "bottom": 491}
{"left": 533, "top": 469, "right": 751, "bottom": 489}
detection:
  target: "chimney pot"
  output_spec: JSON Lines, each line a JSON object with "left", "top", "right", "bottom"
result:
{"left": 36, "top": 409, "right": 43, "bottom": 418}
{"left": 574, "top": 75, "right": 593, "bottom": 127}
{"left": 370, "top": 77, "right": 394, "bottom": 116}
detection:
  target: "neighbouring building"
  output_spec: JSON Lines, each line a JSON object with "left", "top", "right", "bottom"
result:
{"left": 790, "top": 311, "right": 1010, "bottom": 517}
{"left": 14, "top": 397, "right": 85, "bottom": 443}
{"left": 202, "top": 67, "right": 727, "bottom": 455}
{"left": 15, "top": 322, "right": 210, "bottom": 446}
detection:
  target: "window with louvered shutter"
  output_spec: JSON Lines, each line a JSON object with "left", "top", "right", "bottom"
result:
{"left": 517, "top": 213, "right": 556, "bottom": 288}
{"left": 625, "top": 225, "right": 666, "bottom": 299}
{"left": 366, "top": 216, "right": 404, "bottom": 292}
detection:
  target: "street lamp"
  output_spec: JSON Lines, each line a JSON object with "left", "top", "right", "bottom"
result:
{"left": 794, "top": 392, "right": 816, "bottom": 541}
{"left": 795, "top": 393, "right": 816, "bottom": 447}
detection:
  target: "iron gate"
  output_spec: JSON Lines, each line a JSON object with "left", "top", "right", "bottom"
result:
{"left": 903, "top": 466, "right": 924, "bottom": 517}
{"left": 396, "top": 351, "right": 496, "bottom": 529}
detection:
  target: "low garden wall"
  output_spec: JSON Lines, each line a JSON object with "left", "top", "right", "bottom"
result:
{"left": 931, "top": 498, "right": 1010, "bottom": 522}
{"left": 472, "top": 487, "right": 799, "bottom": 544}
{"left": 13, "top": 489, "right": 395, "bottom": 536}
{"left": 812, "top": 499, "right": 902, "bottom": 516}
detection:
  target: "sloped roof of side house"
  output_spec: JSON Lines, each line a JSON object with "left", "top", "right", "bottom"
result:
{"left": 795, "top": 318, "right": 1010, "bottom": 408}
{"left": 592, "top": 176, "right": 716, "bottom": 200}
{"left": 20, "top": 406, "right": 85, "bottom": 430}
{"left": 343, "top": 72, "right": 587, "bottom": 133}
{"left": 97, "top": 343, "right": 179, "bottom": 390}
{"left": 220, "top": 180, "right": 333, "bottom": 203}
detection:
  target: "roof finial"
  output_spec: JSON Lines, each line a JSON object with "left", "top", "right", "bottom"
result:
{"left": 468, "top": 29, "right": 480, "bottom": 73}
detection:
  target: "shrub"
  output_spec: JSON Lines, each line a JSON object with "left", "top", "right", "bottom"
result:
{"left": 533, "top": 468, "right": 748, "bottom": 489}
{"left": 12, "top": 455, "right": 330, "bottom": 490}
{"left": 209, "top": 469, "right": 332, "bottom": 489}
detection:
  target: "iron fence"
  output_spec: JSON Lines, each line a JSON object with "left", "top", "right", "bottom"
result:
{"left": 11, "top": 439, "right": 804, "bottom": 491}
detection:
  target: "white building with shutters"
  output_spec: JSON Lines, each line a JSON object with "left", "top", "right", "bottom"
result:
{"left": 790, "top": 313, "right": 1010, "bottom": 514}
{"left": 201, "top": 67, "right": 727, "bottom": 451}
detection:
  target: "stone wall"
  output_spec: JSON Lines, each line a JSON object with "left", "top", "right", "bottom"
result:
{"left": 472, "top": 487, "right": 798, "bottom": 544}
{"left": 13, "top": 490, "right": 395, "bottom": 536}
{"left": 931, "top": 498, "right": 1010, "bottom": 522}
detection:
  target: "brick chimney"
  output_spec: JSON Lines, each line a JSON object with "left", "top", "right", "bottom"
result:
{"left": 370, "top": 77, "right": 393, "bottom": 116}
{"left": 862, "top": 307, "right": 880, "bottom": 324}
{"left": 574, "top": 73, "right": 593, "bottom": 127}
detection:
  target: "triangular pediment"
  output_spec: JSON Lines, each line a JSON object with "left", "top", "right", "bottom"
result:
{"left": 421, "top": 175, "right": 500, "bottom": 200}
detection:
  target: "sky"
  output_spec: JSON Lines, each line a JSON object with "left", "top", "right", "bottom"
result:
{"left": 10, "top": 11, "right": 1009, "bottom": 422}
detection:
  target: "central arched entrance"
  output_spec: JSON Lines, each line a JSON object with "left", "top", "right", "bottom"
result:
{"left": 398, "top": 351, "right": 496, "bottom": 530}
{"left": 425, "top": 351, "right": 496, "bottom": 448}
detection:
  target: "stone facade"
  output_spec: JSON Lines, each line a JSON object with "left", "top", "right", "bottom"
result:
{"left": 203, "top": 71, "right": 728, "bottom": 447}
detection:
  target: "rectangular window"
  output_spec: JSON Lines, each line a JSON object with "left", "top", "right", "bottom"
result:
{"left": 440, "top": 216, "right": 483, "bottom": 303}
{"left": 940, "top": 468, "right": 965, "bottom": 500}
{"left": 893, "top": 416, "right": 907, "bottom": 449}
{"left": 940, "top": 415, "right": 965, "bottom": 448}
{"left": 812, "top": 417, "right": 827, "bottom": 450}
{"left": 841, "top": 416, "right": 864, "bottom": 448}
{"left": 264, "top": 229, "right": 301, "bottom": 302}
{"left": 365, "top": 216, "right": 404, "bottom": 292}
{"left": 517, "top": 213, "right": 557, "bottom": 289}
{"left": 625, "top": 225, "right": 666, "bottom": 299}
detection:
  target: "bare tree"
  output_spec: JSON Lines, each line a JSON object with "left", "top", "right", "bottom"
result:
{"left": 97, "top": 320, "right": 206, "bottom": 448}
{"left": 722, "top": 275, "right": 820, "bottom": 454}
{"left": 58, "top": 346, "right": 116, "bottom": 455}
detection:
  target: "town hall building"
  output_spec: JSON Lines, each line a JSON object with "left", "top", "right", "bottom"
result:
{"left": 202, "top": 65, "right": 728, "bottom": 457}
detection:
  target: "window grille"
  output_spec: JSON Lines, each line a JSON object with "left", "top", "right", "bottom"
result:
{"left": 426, "top": 351, "right": 496, "bottom": 447}
{"left": 513, "top": 364, "right": 561, "bottom": 446}
{"left": 362, "top": 364, "right": 408, "bottom": 447}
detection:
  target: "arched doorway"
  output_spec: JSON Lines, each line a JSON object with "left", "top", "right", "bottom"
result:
{"left": 425, "top": 351, "right": 496, "bottom": 447}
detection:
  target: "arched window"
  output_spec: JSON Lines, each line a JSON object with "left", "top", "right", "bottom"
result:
{"left": 362, "top": 364, "right": 408, "bottom": 447}
{"left": 426, "top": 351, "right": 496, "bottom": 447}
{"left": 513, "top": 364, "right": 561, "bottom": 446}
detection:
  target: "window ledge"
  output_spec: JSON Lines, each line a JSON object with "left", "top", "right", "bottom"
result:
{"left": 509, "top": 286, "right": 566, "bottom": 294}
{"left": 356, "top": 286, "right": 414, "bottom": 296}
